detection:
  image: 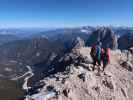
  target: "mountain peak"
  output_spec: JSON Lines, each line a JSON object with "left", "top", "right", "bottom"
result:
{"left": 86, "top": 27, "right": 118, "bottom": 49}
{"left": 71, "top": 37, "right": 85, "bottom": 50}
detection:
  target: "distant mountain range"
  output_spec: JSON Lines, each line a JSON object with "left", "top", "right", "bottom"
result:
{"left": 0, "top": 26, "right": 133, "bottom": 37}
{"left": 0, "top": 28, "right": 50, "bottom": 38}
{"left": 0, "top": 26, "right": 132, "bottom": 79}
{"left": 0, "top": 34, "right": 20, "bottom": 45}
{"left": 111, "top": 26, "right": 133, "bottom": 36}
{"left": 0, "top": 26, "right": 133, "bottom": 52}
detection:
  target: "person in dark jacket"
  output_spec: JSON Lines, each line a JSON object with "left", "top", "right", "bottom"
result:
{"left": 90, "top": 42, "right": 102, "bottom": 71}
{"left": 90, "top": 44, "right": 97, "bottom": 70}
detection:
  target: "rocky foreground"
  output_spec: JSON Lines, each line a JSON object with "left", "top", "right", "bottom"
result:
{"left": 25, "top": 46, "right": 133, "bottom": 100}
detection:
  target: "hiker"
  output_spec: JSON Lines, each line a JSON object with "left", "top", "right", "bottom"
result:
{"left": 90, "top": 44, "right": 96, "bottom": 70}
{"left": 101, "top": 48, "right": 110, "bottom": 71}
{"left": 90, "top": 44, "right": 96, "bottom": 61}
{"left": 90, "top": 42, "right": 102, "bottom": 71}
{"left": 95, "top": 42, "right": 102, "bottom": 66}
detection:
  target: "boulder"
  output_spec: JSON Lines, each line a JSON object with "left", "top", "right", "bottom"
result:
{"left": 72, "top": 37, "right": 85, "bottom": 49}
{"left": 62, "top": 88, "right": 70, "bottom": 97}
{"left": 129, "top": 47, "right": 133, "bottom": 55}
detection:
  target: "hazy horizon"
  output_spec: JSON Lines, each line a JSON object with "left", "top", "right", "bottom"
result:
{"left": 0, "top": 25, "right": 133, "bottom": 29}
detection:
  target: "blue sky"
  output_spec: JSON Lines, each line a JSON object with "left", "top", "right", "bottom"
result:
{"left": 0, "top": 0, "right": 132, "bottom": 28}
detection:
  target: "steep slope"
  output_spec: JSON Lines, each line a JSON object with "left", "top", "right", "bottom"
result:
{"left": 118, "top": 33, "right": 133, "bottom": 49}
{"left": 25, "top": 46, "right": 133, "bottom": 100}
{"left": 112, "top": 27, "right": 133, "bottom": 36}
{"left": 0, "top": 35, "right": 67, "bottom": 100}
{"left": 0, "top": 37, "right": 65, "bottom": 79}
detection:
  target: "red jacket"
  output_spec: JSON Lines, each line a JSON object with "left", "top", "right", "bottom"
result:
{"left": 107, "top": 48, "right": 110, "bottom": 63}
{"left": 101, "top": 48, "right": 110, "bottom": 63}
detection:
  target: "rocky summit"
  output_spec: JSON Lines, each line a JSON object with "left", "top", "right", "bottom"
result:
{"left": 25, "top": 44, "right": 133, "bottom": 100}
{"left": 87, "top": 27, "right": 118, "bottom": 50}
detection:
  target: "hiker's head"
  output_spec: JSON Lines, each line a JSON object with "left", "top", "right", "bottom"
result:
{"left": 97, "top": 41, "right": 102, "bottom": 46}
{"left": 99, "top": 42, "right": 102, "bottom": 46}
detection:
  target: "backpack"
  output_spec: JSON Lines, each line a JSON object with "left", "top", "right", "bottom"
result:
{"left": 90, "top": 45, "right": 96, "bottom": 58}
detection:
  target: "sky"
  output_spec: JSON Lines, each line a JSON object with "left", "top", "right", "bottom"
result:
{"left": 0, "top": 0, "right": 132, "bottom": 28}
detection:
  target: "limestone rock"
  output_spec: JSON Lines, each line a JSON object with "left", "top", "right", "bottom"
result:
{"left": 25, "top": 47, "right": 133, "bottom": 100}
{"left": 86, "top": 27, "right": 118, "bottom": 49}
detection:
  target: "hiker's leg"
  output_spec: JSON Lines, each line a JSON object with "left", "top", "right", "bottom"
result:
{"left": 98, "top": 58, "right": 101, "bottom": 66}
{"left": 103, "top": 63, "right": 105, "bottom": 71}
{"left": 95, "top": 59, "right": 100, "bottom": 72}
{"left": 103, "top": 61, "right": 107, "bottom": 71}
{"left": 93, "top": 58, "right": 96, "bottom": 71}
{"left": 98, "top": 60, "right": 101, "bottom": 71}
{"left": 98, "top": 61, "right": 101, "bottom": 66}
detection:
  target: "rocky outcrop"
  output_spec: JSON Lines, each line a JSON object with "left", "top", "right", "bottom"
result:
{"left": 118, "top": 33, "right": 133, "bottom": 50}
{"left": 25, "top": 47, "right": 133, "bottom": 100}
{"left": 86, "top": 27, "right": 118, "bottom": 49}
{"left": 46, "top": 37, "right": 86, "bottom": 74}
{"left": 129, "top": 47, "right": 133, "bottom": 55}
{"left": 71, "top": 37, "right": 85, "bottom": 49}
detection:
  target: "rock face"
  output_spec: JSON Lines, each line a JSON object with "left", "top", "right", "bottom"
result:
{"left": 129, "top": 47, "right": 133, "bottom": 55}
{"left": 71, "top": 37, "right": 85, "bottom": 49}
{"left": 118, "top": 33, "right": 133, "bottom": 49}
{"left": 25, "top": 46, "right": 133, "bottom": 100}
{"left": 87, "top": 27, "right": 118, "bottom": 49}
{"left": 40, "top": 28, "right": 91, "bottom": 50}
{"left": 0, "top": 37, "right": 64, "bottom": 66}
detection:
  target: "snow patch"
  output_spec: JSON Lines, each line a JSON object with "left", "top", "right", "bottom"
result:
{"left": 25, "top": 91, "right": 56, "bottom": 100}
{"left": 80, "top": 29, "right": 88, "bottom": 33}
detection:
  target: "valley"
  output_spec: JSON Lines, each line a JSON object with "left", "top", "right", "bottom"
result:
{"left": 0, "top": 79, "right": 24, "bottom": 100}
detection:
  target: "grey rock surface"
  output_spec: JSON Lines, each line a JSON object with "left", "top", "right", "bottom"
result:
{"left": 25, "top": 47, "right": 133, "bottom": 100}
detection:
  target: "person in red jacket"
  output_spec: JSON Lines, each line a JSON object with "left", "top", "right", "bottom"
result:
{"left": 101, "top": 48, "right": 110, "bottom": 71}
{"left": 90, "top": 42, "right": 102, "bottom": 71}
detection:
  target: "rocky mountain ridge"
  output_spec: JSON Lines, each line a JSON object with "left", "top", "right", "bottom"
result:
{"left": 0, "top": 27, "right": 133, "bottom": 100}
{"left": 86, "top": 27, "right": 118, "bottom": 49}
{"left": 25, "top": 41, "right": 133, "bottom": 100}
{"left": 118, "top": 33, "right": 133, "bottom": 49}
